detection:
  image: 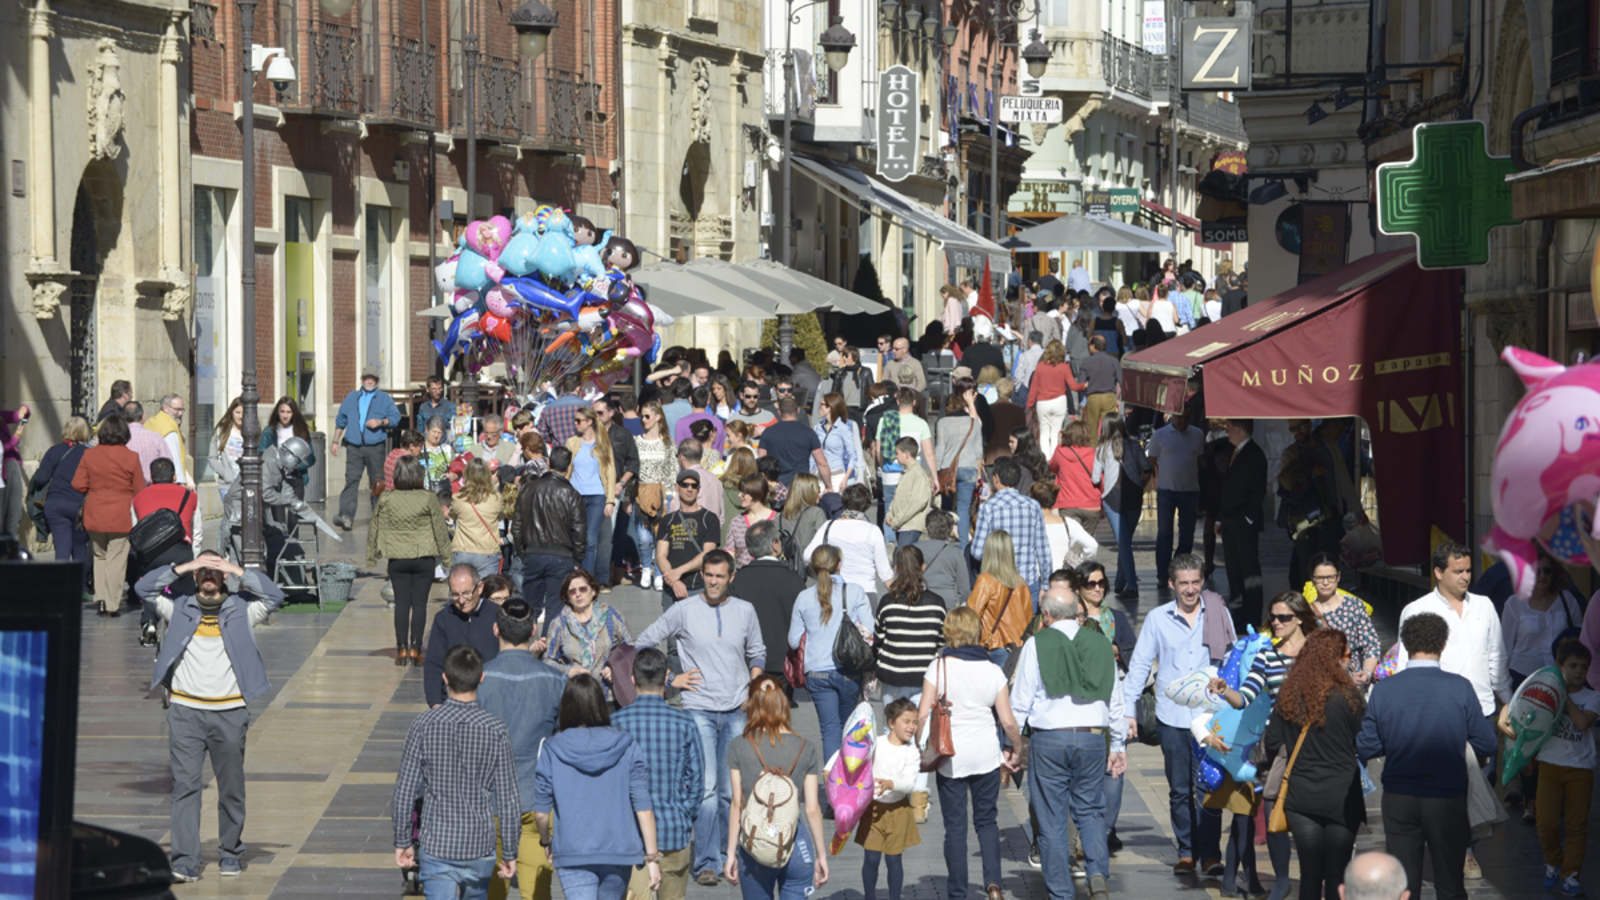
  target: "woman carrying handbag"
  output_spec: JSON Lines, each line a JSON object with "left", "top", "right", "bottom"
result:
{"left": 788, "top": 545, "right": 876, "bottom": 785}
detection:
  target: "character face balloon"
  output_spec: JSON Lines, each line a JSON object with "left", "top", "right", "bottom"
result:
{"left": 1483, "top": 347, "right": 1600, "bottom": 599}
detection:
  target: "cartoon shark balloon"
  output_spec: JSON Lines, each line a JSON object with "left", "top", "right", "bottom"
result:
{"left": 1189, "top": 629, "right": 1274, "bottom": 789}
{"left": 1501, "top": 666, "right": 1569, "bottom": 785}
{"left": 502, "top": 276, "right": 585, "bottom": 321}
{"left": 1483, "top": 347, "right": 1600, "bottom": 599}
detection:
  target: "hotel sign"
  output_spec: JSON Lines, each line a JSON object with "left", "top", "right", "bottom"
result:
{"left": 876, "top": 65, "right": 920, "bottom": 183}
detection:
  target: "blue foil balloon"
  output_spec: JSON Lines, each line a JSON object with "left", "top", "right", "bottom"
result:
{"left": 499, "top": 212, "right": 543, "bottom": 278}
{"left": 503, "top": 276, "right": 585, "bottom": 320}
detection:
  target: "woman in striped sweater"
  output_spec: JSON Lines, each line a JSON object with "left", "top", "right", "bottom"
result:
{"left": 1207, "top": 591, "right": 1321, "bottom": 900}
{"left": 874, "top": 544, "right": 947, "bottom": 825}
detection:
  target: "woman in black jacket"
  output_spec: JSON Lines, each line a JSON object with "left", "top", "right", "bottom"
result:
{"left": 1261, "top": 628, "right": 1367, "bottom": 900}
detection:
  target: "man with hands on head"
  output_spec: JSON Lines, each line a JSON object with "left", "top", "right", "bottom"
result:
{"left": 137, "top": 550, "right": 287, "bottom": 883}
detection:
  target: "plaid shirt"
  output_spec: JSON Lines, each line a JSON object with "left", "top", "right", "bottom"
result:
{"left": 969, "top": 487, "right": 1052, "bottom": 586}
{"left": 612, "top": 694, "right": 704, "bottom": 852}
{"left": 392, "top": 699, "right": 522, "bottom": 862}
{"left": 538, "top": 394, "right": 590, "bottom": 448}
{"left": 126, "top": 422, "right": 172, "bottom": 483}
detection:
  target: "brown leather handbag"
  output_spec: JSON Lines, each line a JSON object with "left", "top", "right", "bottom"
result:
{"left": 920, "top": 658, "right": 957, "bottom": 772}
{"left": 937, "top": 421, "right": 976, "bottom": 495}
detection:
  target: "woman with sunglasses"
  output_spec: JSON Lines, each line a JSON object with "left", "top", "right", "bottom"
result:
{"left": 544, "top": 568, "right": 633, "bottom": 701}
{"left": 1302, "top": 553, "right": 1380, "bottom": 686}
{"left": 1071, "top": 561, "right": 1135, "bottom": 851}
{"left": 1208, "top": 592, "right": 1322, "bottom": 900}
{"left": 631, "top": 402, "right": 677, "bottom": 590}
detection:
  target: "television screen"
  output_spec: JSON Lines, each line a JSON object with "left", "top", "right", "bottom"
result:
{"left": 0, "top": 631, "right": 48, "bottom": 900}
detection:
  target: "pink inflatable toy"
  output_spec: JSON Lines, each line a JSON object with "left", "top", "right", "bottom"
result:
{"left": 1483, "top": 346, "right": 1600, "bottom": 599}
{"left": 826, "top": 702, "right": 876, "bottom": 855}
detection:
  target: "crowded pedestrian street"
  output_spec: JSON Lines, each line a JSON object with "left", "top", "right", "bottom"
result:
{"left": 60, "top": 507, "right": 1597, "bottom": 900}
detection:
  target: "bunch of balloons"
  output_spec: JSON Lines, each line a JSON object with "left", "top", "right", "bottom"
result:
{"left": 432, "top": 206, "right": 669, "bottom": 396}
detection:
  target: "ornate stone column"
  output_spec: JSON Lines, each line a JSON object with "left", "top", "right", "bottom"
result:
{"left": 25, "top": 0, "right": 69, "bottom": 319}
{"left": 158, "top": 13, "right": 190, "bottom": 320}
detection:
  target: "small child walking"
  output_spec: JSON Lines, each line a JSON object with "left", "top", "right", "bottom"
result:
{"left": 1500, "top": 639, "right": 1600, "bottom": 898}
{"left": 856, "top": 698, "right": 923, "bottom": 900}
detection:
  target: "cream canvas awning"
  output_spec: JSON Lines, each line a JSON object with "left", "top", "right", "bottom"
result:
{"left": 792, "top": 157, "right": 1013, "bottom": 273}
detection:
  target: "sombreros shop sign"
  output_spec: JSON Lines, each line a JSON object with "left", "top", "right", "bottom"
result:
{"left": 876, "top": 65, "right": 919, "bottom": 182}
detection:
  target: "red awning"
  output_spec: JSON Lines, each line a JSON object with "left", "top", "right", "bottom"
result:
{"left": 1139, "top": 199, "right": 1232, "bottom": 250}
{"left": 1120, "top": 249, "right": 1464, "bottom": 566}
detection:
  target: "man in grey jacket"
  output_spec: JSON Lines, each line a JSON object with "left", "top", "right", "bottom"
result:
{"left": 138, "top": 552, "right": 286, "bottom": 883}
{"left": 633, "top": 550, "right": 765, "bottom": 886}
{"left": 475, "top": 598, "right": 564, "bottom": 900}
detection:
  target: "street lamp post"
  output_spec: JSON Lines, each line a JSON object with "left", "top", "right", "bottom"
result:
{"left": 778, "top": 8, "right": 854, "bottom": 361}
{"left": 985, "top": 9, "right": 1050, "bottom": 246}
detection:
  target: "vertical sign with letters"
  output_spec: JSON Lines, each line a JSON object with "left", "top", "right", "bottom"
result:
{"left": 1143, "top": 1, "right": 1167, "bottom": 54}
{"left": 1180, "top": 17, "right": 1252, "bottom": 91}
{"left": 877, "top": 65, "right": 920, "bottom": 183}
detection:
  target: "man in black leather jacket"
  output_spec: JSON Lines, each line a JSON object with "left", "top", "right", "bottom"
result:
{"left": 514, "top": 445, "right": 586, "bottom": 624}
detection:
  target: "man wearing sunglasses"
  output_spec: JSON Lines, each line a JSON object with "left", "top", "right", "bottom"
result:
{"left": 725, "top": 386, "right": 777, "bottom": 436}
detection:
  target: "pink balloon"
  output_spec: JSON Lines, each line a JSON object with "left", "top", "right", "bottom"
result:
{"left": 1483, "top": 346, "right": 1600, "bottom": 599}
{"left": 484, "top": 285, "right": 519, "bottom": 319}
{"left": 465, "top": 216, "right": 513, "bottom": 261}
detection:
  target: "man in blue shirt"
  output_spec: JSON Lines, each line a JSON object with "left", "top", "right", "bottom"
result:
{"left": 1123, "top": 553, "right": 1235, "bottom": 877}
{"left": 615, "top": 648, "right": 704, "bottom": 900}
{"left": 1357, "top": 612, "right": 1497, "bottom": 900}
{"left": 968, "top": 459, "right": 1051, "bottom": 603}
{"left": 333, "top": 367, "right": 400, "bottom": 530}
{"left": 415, "top": 376, "right": 458, "bottom": 431}
{"left": 475, "top": 599, "right": 564, "bottom": 900}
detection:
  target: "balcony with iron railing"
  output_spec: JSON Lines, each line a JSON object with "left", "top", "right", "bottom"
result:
{"left": 277, "top": 21, "right": 363, "bottom": 116}
{"left": 448, "top": 56, "right": 601, "bottom": 151}
{"left": 191, "top": 0, "right": 218, "bottom": 42}
{"left": 1100, "top": 32, "right": 1168, "bottom": 101}
{"left": 1178, "top": 92, "right": 1247, "bottom": 144}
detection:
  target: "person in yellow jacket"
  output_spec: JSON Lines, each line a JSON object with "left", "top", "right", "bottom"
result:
{"left": 147, "top": 393, "right": 192, "bottom": 486}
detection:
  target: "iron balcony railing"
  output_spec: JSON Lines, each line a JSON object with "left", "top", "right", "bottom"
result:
{"left": 383, "top": 37, "right": 437, "bottom": 128}
{"left": 449, "top": 56, "right": 600, "bottom": 150}
{"left": 190, "top": 0, "right": 218, "bottom": 41}
{"left": 1100, "top": 32, "right": 1168, "bottom": 101}
{"left": 280, "top": 21, "right": 362, "bottom": 115}
{"left": 1179, "top": 92, "right": 1247, "bottom": 144}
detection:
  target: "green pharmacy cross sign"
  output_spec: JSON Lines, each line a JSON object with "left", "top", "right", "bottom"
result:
{"left": 1377, "top": 120, "right": 1520, "bottom": 270}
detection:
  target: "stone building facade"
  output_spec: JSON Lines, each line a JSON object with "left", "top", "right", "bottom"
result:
{"left": 3, "top": 0, "right": 191, "bottom": 460}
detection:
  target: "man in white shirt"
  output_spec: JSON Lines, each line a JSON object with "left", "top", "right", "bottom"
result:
{"left": 1391, "top": 540, "right": 1509, "bottom": 883}
{"left": 1011, "top": 585, "right": 1124, "bottom": 900}
{"left": 1147, "top": 411, "right": 1206, "bottom": 588}
{"left": 964, "top": 278, "right": 980, "bottom": 312}
{"left": 1066, "top": 259, "right": 1092, "bottom": 296}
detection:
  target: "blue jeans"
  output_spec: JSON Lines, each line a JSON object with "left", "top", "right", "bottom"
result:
{"left": 955, "top": 467, "right": 977, "bottom": 548}
{"left": 1104, "top": 770, "right": 1125, "bottom": 832}
{"left": 1030, "top": 729, "right": 1110, "bottom": 899}
{"left": 805, "top": 670, "right": 861, "bottom": 771}
{"left": 1157, "top": 723, "right": 1220, "bottom": 862}
{"left": 634, "top": 515, "right": 657, "bottom": 575}
{"left": 455, "top": 551, "right": 501, "bottom": 580}
{"left": 555, "top": 864, "right": 631, "bottom": 900}
{"left": 580, "top": 495, "right": 606, "bottom": 576}
{"left": 688, "top": 706, "right": 746, "bottom": 877}
{"left": 420, "top": 852, "right": 495, "bottom": 900}
{"left": 522, "top": 552, "right": 575, "bottom": 625}
{"left": 938, "top": 768, "right": 1002, "bottom": 898}
{"left": 1155, "top": 489, "right": 1199, "bottom": 584}
{"left": 880, "top": 479, "right": 898, "bottom": 542}
{"left": 894, "top": 529, "right": 921, "bottom": 548}
{"left": 736, "top": 825, "right": 815, "bottom": 900}
{"left": 1105, "top": 502, "right": 1142, "bottom": 593}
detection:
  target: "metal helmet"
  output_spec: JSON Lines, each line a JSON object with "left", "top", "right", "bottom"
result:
{"left": 277, "top": 436, "right": 312, "bottom": 469}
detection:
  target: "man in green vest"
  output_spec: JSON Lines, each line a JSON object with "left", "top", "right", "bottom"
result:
{"left": 1008, "top": 584, "right": 1126, "bottom": 900}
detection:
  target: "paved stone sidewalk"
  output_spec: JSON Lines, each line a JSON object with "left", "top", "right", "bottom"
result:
{"left": 71, "top": 505, "right": 1600, "bottom": 899}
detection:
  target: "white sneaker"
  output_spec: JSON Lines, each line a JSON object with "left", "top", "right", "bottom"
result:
{"left": 653, "top": 571, "right": 664, "bottom": 591}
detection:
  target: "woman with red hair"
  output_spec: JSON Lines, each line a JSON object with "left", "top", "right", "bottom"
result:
{"left": 1260, "top": 628, "right": 1368, "bottom": 900}
{"left": 723, "top": 674, "right": 829, "bottom": 898}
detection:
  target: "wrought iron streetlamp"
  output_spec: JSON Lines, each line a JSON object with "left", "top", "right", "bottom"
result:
{"left": 776, "top": 6, "right": 854, "bottom": 359}
{"left": 985, "top": 3, "right": 1050, "bottom": 243}
{"left": 235, "top": 0, "right": 352, "bottom": 570}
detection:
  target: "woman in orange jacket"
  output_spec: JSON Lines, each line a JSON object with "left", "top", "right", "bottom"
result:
{"left": 966, "top": 529, "right": 1034, "bottom": 667}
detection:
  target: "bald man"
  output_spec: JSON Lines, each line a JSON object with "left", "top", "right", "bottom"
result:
{"left": 882, "top": 338, "right": 926, "bottom": 392}
{"left": 1340, "top": 852, "right": 1408, "bottom": 900}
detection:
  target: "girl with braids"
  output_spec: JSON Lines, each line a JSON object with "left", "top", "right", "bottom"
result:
{"left": 1260, "top": 629, "right": 1368, "bottom": 900}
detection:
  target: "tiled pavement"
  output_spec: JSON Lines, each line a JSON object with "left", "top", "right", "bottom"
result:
{"left": 72, "top": 506, "right": 1600, "bottom": 899}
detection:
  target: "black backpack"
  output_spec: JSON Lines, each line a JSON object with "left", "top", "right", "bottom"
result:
{"left": 777, "top": 514, "right": 805, "bottom": 577}
{"left": 129, "top": 492, "right": 192, "bottom": 562}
